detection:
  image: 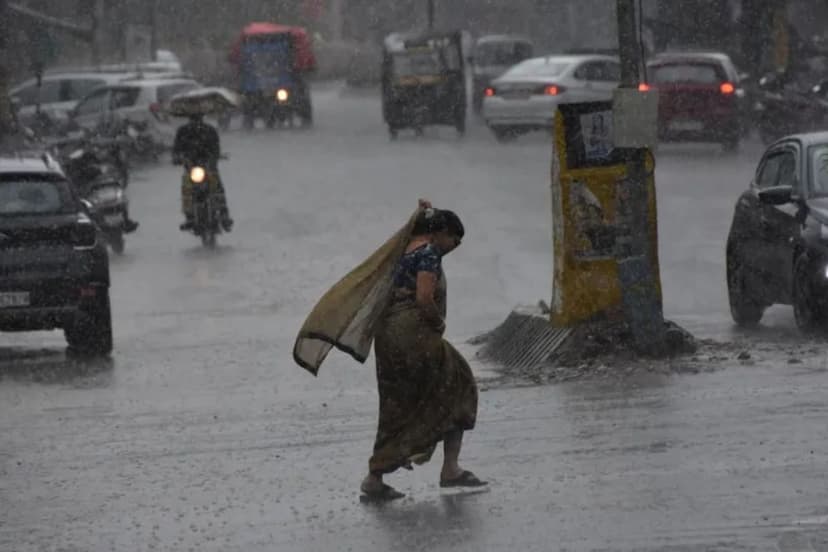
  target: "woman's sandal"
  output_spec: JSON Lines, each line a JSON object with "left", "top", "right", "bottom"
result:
{"left": 439, "top": 470, "right": 488, "bottom": 488}
{"left": 360, "top": 482, "right": 405, "bottom": 502}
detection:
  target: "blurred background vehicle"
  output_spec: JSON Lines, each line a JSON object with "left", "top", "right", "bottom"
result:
{"left": 471, "top": 34, "right": 534, "bottom": 115}
{"left": 482, "top": 54, "right": 620, "bottom": 142}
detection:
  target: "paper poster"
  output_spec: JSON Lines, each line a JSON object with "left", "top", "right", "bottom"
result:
{"left": 579, "top": 109, "right": 613, "bottom": 161}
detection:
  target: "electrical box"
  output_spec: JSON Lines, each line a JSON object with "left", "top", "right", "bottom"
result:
{"left": 612, "top": 88, "right": 659, "bottom": 148}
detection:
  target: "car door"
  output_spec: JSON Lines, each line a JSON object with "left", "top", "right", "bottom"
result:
{"left": 589, "top": 61, "right": 621, "bottom": 100}
{"left": 570, "top": 61, "right": 619, "bottom": 102}
{"left": 570, "top": 62, "right": 604, "bottom": 102}
{"left": 736, "top": 148, "right": 784, "bottom": 293}
{"left": 71, "top": 87, "right": 111, "bottom": 129}
{"left": 757, "top": 144, "right": 802, "bottom": 302}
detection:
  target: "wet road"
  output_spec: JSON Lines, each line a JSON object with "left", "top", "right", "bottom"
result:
{"left": 2, "top": 84, "right": 827, "bottom": 551}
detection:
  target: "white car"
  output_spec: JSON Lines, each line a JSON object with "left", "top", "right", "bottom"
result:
{"left": 482, "top": 54, "right": 621, "bottom": 141}
{"left": 69, "top": 76, "right": 201, "bottom": 147}
{"left": 10, "top": 70, "right": 137, "bottom": 126}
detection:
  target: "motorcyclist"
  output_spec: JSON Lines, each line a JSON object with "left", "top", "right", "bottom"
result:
{"left": 172, "top": 114, "right": 233, "bottom": 232}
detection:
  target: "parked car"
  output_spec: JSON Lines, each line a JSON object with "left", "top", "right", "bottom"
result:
{"left": 68, "top": 75, "right": 201, "bottom": 148}
{"left": 471, "top": 34, "right": 534, "bottom": 113}
{"left": 643, "top": 52, "right": 748, "bottom": 151}
{"left": 482, "top": 54, "right": 620, "bottom": 142}
{"left": 0, "top": 152, "right": 112, "bottom": 354}
{"left": 726, "top": 131, "right": 828, "bottom": 332}
{"left": 10, "top": 70, "right": 137, "bottom": 128}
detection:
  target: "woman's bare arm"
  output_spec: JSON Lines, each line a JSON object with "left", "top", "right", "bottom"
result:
{"left": 416, "top": 271, "right": 444, "bottom": 330}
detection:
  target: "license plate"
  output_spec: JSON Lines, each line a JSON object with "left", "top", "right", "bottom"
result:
{"left": 104, "top": 214, "right": 124, "bottom": 226}
{"left": 670, "top": 120, "right": 703, "bottom": 131}
{"left": 502, "top": 91, "right": 530, "bottom": 100}
{"left": 0, "top": 292, "right": 30, "bottom": 308}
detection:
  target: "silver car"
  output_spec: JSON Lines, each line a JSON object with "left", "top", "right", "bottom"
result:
{"left": 482, "top": 54, "right": 621, "bottom": 141}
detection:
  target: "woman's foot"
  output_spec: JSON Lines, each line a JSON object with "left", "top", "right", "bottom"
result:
{"left": 359, "top": 482, "right": 405, "bottom": 502}
{"left": 439, "top": 469, "right": 488, "bottom": 488}
{"left": 360, "top": 477, "right": 405, "bottom": 501}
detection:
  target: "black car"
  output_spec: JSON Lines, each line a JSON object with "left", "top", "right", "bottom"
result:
{"left": 726, "top": 132, "right": 828, "bottom": 331}
{"left": 0, "top": 153, "right": 112, "bottom": 354}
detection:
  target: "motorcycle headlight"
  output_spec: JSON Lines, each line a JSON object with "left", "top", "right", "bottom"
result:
{"left": 276, "top": 89, "right": 289, "bottom": 102}
{"left": 190, "top": 166, "right": 206, "bottom": 184}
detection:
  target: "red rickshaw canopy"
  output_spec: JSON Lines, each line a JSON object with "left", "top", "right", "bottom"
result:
{"left": 228, "top": 22, "right": 317, "bottom": 72}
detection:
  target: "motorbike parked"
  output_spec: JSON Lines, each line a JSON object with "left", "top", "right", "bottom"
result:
{"left": 752, "top": 72, "right": 828, "bottom": 144}
{"left": 56, "top": 140, "right": 136, "bottom": 254}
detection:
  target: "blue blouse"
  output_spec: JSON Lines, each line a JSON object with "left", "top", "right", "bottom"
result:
{"left": 392, "top": 244, "right": 442, "bottom": 291}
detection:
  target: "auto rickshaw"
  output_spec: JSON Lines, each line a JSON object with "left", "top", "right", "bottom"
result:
{"left": 222, "top": 22, "right": 316, "bottom": 130}
{"left": 381, "top": 30, "right": 468, "bottom": 140}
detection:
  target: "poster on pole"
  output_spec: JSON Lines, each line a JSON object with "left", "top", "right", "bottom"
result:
{"left": 550, "top": 101, "right": 661, "bottom": 327}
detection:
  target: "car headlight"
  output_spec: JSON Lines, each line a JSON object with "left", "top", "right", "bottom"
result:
{"left": 276, "top": 89, "right": 289, "bottom": 102}
{"left": 190, "top": 166, "right": 206, "bottom": 183}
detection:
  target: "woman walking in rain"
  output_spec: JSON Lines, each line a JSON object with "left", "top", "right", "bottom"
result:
{"left": 293, "top": 199, "right": 486, "bottom": 501}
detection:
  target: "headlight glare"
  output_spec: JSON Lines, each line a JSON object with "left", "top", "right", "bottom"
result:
{"left": 190, "top": 166, "right": 206, "bottom": 184}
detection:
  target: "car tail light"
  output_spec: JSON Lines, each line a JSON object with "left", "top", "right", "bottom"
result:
{"left": 484, "top": 87, "right": 495, "bottom": 97}
{"left": 543, "top": 85, "right": 562, "bottom": 96}
{"left": 638, "top": 83, "right": 651, "bottom": 92}
{"left": 720, "top": 82, "right": 736, "bottom": 95}
{"left": 71, "top": 222, "right": 97, "bottom": 249}
{"left": 79, "top": 286, "right": 97, "bottom": 298}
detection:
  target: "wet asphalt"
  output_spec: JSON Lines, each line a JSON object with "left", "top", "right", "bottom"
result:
{"left": 1, "top": 84, "right": 827, "bottom": 551}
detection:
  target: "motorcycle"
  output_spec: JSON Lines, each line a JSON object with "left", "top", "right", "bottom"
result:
{"left": 58, "top": 142, "right": 136, "bottom": 254}
{"left": 180, "top": 160, "right": 226, "bottom": 248}
{"left": 752, "top": 72, "right": 828, "bottom": 144}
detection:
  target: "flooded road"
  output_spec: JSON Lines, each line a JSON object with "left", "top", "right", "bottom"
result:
{"left": 2, "top": 84, "right": 826, "bottom": 551}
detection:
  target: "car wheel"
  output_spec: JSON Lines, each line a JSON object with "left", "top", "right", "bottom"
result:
{"left": 491, "top": 126, "right": 516, "bottom": 143}
{"left": 722, "top": 135, "right": 740, "bottom": 153}
{"left": 218, "top": 111, "right": 232, "bottom": 131}
{"left": 65, "top": 293, "right": 113, "bottom": 356}
{"left": 757, "top": 122, "right": 776, "bottom": 145}
{"left": 727, "top": 247, "right": 764, "bottom": 327}
{"left": 793, "top": 254, "right": 827, "bottom": 333}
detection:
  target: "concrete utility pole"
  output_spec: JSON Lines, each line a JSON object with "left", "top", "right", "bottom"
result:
{"left": 149, "top": 0, "right": 158, "bottom": 61}
{"left": 615, "top": 0, "right": 666, "bottom": 354}
{"left": 427, "top": 0, "right": 434, "bottom": 29}
{"left": 0, "top": 0, "right": 13, "bottom": 140}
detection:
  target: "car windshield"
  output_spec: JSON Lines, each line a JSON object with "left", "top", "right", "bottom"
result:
{"left": 0, "top": 176, "right": 69, "bottom": 216}
{"left": 809, "top": 145, "right": 828, "bottom": 195}
{"left": 651, "top": 63, "right": 722, "bottom": 84}
{"left": 393, "top": 51, "right": 443, "bottom": 76}
{"left": 502, "top": 58, "right": 569, "bottom": 78}
{"left": 475, "top": 43, "right": 530, "bottom": 66}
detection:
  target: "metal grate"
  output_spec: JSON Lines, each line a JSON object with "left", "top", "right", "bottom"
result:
{"left": 477, "top": 308, "right": 572, "bottom": 370}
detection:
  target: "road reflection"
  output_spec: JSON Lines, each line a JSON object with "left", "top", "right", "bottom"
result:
{"left": 0, "top": 346, "right": 114, "bottom": 387}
